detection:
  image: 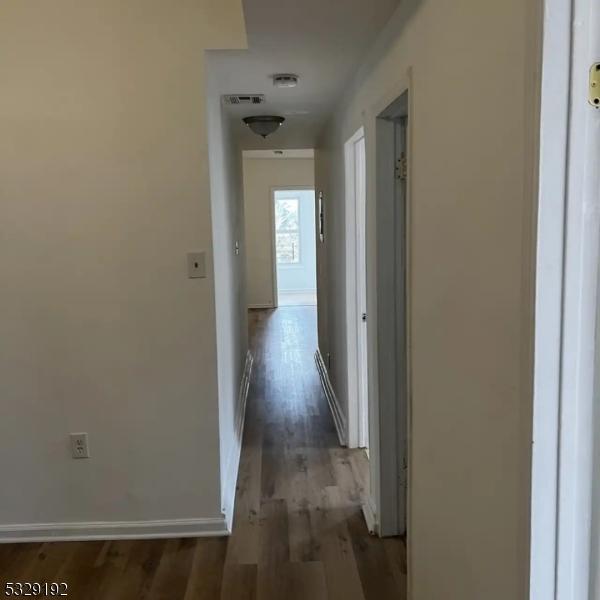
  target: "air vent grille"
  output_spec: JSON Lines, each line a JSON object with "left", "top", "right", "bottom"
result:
{"left": 223, "top": 94, "right": 266, "bottom": 105}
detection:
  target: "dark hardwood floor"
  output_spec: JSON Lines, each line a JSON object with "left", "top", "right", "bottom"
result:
{"left": 0, "top": 307, "right": 406, "bottom": 599}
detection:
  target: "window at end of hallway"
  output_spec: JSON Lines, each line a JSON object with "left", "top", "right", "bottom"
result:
{"left": 275, "top": 197, "right": 300, "bottom": 264}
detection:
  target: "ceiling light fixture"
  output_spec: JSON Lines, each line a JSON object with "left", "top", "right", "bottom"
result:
{"left": 273, "top": 74, "right": 299, "bottom": 88}
{"left": 243, "top": 115, "right": 285, "bottom": 139}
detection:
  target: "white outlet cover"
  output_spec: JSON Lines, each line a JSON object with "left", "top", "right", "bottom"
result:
{"left": 70, "top": 433, "right": 90, "bottom": 459}
{"left": 187, "top": 252, "right": 206, "bottom": 279}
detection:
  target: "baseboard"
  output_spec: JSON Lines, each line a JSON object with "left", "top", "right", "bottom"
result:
{"left": 362, "top": 496, "right": 379, "bottom": 536}
{"left": 314, "top": 349, "right": 347, "bottom": 446}
{"left": 248, "top": 303, "right": 274, "bottom": 309}
{"left": 1, "top": 352, "right": 256, "bottom": 545}
{"left": 0, "top": 517, "right": 228, "bottom": 543}
{"left": 221, "top": 350, "right": 254, "bottom": 531}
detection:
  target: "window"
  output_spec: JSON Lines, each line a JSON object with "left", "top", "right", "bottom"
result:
{"left": 275, "top": 197, "right": 300, "bottom": 264}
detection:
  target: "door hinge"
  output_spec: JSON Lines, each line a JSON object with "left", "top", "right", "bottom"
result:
{"left": 362, "top": 313, "right": 367, "bottom": 322}
{"left": 589, "top": 62, "right": 600, "bottom": 108}
{"left": 395, "top": 153, "right": 408, "bottom": 181}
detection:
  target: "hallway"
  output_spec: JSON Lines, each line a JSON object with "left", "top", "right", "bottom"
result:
{"left": 223, "top": 307, "right": 406, "bottom": 598}
{"left": 0, "top": 308, "right": 406, "bottom": 599}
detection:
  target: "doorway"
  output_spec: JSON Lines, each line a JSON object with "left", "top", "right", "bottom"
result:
{"left": 271, "top": 188, "right": 317, "bottom": 307}
{"left": 345, "top": 128, "right": 369, "bottom": 451}
{"left": 373, "top": 89, "right": 410, "bottom": 537}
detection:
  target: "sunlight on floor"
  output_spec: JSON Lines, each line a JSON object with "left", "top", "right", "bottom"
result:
{"left": 278, "top": 291, "right": 317, "bottom": 306}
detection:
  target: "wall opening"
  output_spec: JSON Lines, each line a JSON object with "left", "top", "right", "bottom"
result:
{"left": 272, "top": 188, "right": 317, "bottom": 307}
{"left": 373, "top": 89, "right": 410, "bottom": 537}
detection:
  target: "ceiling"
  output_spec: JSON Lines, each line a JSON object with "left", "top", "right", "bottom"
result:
{"left": 208, "top": 0, "right": 400, "bottom": 150}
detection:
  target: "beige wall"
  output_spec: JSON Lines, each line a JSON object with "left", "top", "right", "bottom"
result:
{"left": 205, "top": 57, "right": 249, "bottom": 525}
{"left": 0, "top": 1, "right": 246, "bottom": 535}
{"left": 315, "top": 0, "right": 539, "bottom": 597}
{"left": 243, "top": 158, "right": 315, "bottom": 307}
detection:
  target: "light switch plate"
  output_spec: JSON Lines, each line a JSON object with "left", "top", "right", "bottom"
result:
{"left": 187, "top": 252, "right": 206, "bottom": 279}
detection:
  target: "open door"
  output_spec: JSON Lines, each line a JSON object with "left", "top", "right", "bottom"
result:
{"left": 345, "top": 128, "right": 369, "bottom": 451}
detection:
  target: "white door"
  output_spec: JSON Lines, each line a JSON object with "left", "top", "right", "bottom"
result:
{"left": 345, "top": 128, "right": 369, "bottom": 450}
{"left": 355, "top": 135, "right": 369, "bottom": 450}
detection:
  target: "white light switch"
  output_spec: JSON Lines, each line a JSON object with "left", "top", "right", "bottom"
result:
{"left": 187, "top": 252, "right": 206, "bottom": 279}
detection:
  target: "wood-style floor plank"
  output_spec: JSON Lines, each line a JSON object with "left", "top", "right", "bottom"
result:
{"left": 224, "top": 418, "right": 263, "bottom": 566}
{"left": 346, "top": 510, "right": 401, "bottom": 600}
{"left": 53, "top": 541, "right": 106, "bottom": 599}
{"left": 106, "top": 539, "right": 168, "bottom": 600}
{"left": 183, "top": 538, "right": 227, "bottom": 600}
{"left": 0, "top": 307, "right": 406, "bottom": 599}
{"left": 317, "top": 487, "right": 366, "bottom": 600}
{"left": 220, "top": 564, "right": 257, "bottom": 600}
{"left": 147, "top": 538, "right": 198, "bottom": 600}
{"left": 281, "top": 561, "right": 328, "bottom": 600}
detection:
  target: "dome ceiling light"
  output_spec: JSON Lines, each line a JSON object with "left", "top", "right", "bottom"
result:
{"left": 242, "top": 115, "right": 285, "bottom": 139}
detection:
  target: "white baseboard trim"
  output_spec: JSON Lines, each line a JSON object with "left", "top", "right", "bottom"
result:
{"left": 248, "top": 303, "right": 274, "bottom": 309}
{"left": 362, "top": 496, "right": 379, "bottom": 536}
{"left": 314, "top": 349, "right": 347, "bottom": 446}
{"left": 2, "top": 354, "right": 257, "bottom": 545}
{"left": 221, "top": 350, "right": 254, "bottom": 531}
{"left": 0, "top": 517, "right": 228, "bottom": 543}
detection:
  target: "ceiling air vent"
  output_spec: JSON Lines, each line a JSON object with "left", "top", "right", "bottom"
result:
{"left": 223, "top": 94, "right": 266, "bottom": 105}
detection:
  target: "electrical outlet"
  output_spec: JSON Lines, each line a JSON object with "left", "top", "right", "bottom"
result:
{"left": 70, "top": 433, "right": 90, "bottom": 459}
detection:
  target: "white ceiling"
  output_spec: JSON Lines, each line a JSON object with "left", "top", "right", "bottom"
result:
{"left": 208, "top": 0, "right": 400, "bottom": 150}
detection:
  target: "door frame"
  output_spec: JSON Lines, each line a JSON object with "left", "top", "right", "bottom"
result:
{"left": 269, "top": 185, "right": 316, "bottom": 308}
{"left": 529, "top": 0, "right": 600, "bottom": 596}
{"left": 345, "top": 127, "right": 369, "bottom": 450}
{"left": 361, "top": 69, "right": 413, "bottom": 542}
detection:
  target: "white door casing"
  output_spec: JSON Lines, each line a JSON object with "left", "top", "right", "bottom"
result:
{"left": 530, "top": 0, "right": 600, "bottom": 597}
{"left": 345, "top": 127, "right": 369, "bottom": 450}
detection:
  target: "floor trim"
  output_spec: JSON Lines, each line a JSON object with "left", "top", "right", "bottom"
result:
{"left": 0, "top": 518, "right": 229, "bottom": 543}
{"left": 362, "top": 496, "right": 379, "bottom": 536}
{"left": 315, "top": 349, "right": 347, "bottom": 446}
{"left": 221, "top": 350, "right": 254, "bottom": 531}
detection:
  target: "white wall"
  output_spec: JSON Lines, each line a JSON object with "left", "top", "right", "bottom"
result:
{"left": 0, "top": 0, "right": 247, "bottom": 537}
{"left": 315, "top": 0, "right": 540, "bottom": 598}
{"left": 205, "top": 57, "right": 249, "bottom": 527}
{"left": 243, "top": 158, "right": 315, "bottom": 307}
